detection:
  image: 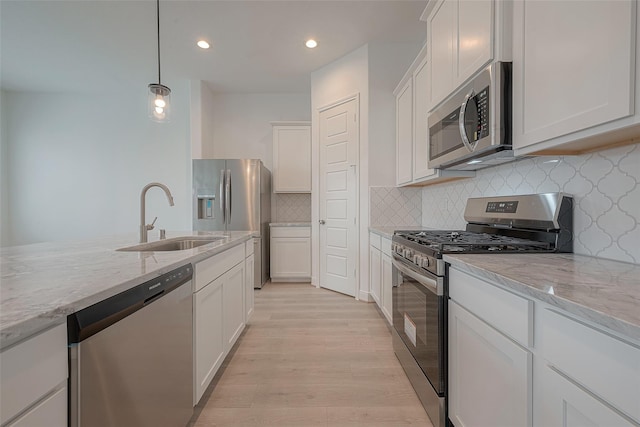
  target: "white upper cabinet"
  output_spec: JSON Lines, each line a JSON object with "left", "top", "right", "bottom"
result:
{"left": 428, "top": 0, "right": 498, "bottom": 109}
{"left": 394, "top": 44, "right": 475, "bottom": 186}
{"left": 412, "top": 53, "right": 435, "bottom": 181}
{"left": 272, "top": 122, "right": 311, "bottom": 193}
{"left": 428, "top": 0, "right": 456, "bottom": 108}
{"left": 457, "top": 0, "right": 493, "bottom": 85}
{"left": 396, "top": 79, "right": 414, "bottom": 186}
{"left": 513, "top": 0, "right": 637, "bottom": 155}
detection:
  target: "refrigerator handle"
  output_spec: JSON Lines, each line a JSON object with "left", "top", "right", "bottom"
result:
{"left": 226, "top": 169, "right": 232, "bottom": 224}
{"left": 219, "top": 169, "right": 226, "bottom": 223}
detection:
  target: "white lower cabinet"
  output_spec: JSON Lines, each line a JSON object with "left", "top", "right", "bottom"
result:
{"left": 0, "top": 324, "right": 67, "bottom": 427}
{"left": 245, "top": 253, "right": 255, "bottom": 323}
{"left": 449, "top": 265, "right": 640, "bottom": 427}
{"left": 223, "top": 263, "right": 245, "bottom": 349}
{"left": 381, "top": 252, "right": 393, "bottom": 324}
{"left": 193, "top": 242, "right": 247, "bottom": 405}
{"left": 538, "top": 365, "right": 637, "bottom": 427}
{"left": 369, "top": 245, "right": 381, "bottom": 305}
{"left": 448, "top": 300, "right": 532, "bottom": 427}
{"left": 194, "top": 272, "right": 225, "bottom": 404}
{"left": 369, "top": 232, "right": 393, "bottom": 325}
{"left": 270, "top": 226, "right": 311, "bottom": 282}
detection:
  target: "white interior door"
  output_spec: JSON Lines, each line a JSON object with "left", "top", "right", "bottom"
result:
{"left": 319, "top": 98, "right": 358, "bottom": 297}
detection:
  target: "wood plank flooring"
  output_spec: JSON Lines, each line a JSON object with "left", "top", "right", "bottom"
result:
{"left": 189, "top": 282, "right": 432, "bottom": 427}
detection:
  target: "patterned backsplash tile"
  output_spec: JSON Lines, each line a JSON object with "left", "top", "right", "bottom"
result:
{"left": 273, "top": 193, "right": 311, "bottom": 222}
{"left": 422, "top": 143, "right": 640, "bottom": 264}
{"left": 370, "top": 187, "right": 422, "bottom": 226}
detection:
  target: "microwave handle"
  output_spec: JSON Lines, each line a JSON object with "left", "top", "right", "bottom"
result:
{"left": 458, "top": 89, "right": 476, "bottom": 152}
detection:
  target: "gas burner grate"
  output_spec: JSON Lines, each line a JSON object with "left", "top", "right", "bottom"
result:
{"left": 394, "top": 230, "right": 552, "bottom": 254}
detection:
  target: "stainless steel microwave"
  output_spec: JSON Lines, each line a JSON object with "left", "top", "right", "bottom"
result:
{"left": 427, "top": 62, "right": 512, "bottom": 170}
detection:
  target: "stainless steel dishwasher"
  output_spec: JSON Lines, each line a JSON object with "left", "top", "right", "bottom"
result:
{"left": 67, "top": 264, "right": 193, "bottom": 427}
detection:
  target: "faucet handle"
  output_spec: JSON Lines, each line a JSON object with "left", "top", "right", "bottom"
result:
{"left": 146, "top": 216, "right": 158, "bottom": 231}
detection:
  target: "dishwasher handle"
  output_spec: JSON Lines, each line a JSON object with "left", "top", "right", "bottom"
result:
{"left": 68, "top": 264, "right": 193, "bottom": 343}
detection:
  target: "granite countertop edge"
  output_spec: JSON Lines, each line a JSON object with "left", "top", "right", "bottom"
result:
{"left": 444, "top": 254, "right": 640, "bottom": 343}
{"left": 0, "top": 231, "right": 256, "bottom": 350}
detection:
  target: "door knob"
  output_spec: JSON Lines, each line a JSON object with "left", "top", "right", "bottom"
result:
{"left": 319, "top": 220, "right": 326, "bottom": 225}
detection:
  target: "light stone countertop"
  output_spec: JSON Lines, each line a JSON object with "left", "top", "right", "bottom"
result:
{"left": 269, "top": 222, "right": 311, "bottom": 227}
{"left": 0, "top": 230, "right": 255, "bottom": 350}
{"left": 445, "top": 253, "right": 640, "bottom": 343}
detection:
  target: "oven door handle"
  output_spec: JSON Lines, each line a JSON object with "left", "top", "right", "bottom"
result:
{"left": 392, "top": 255, "right": 442, "bottom": 296}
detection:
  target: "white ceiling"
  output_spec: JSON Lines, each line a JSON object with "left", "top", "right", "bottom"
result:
{"left": 1, "top": 0, "right": 427, "bottom": 94}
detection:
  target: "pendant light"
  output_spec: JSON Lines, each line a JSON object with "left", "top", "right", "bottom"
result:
{"left": 148, "top": 0, "right": 171, "bottom": 123}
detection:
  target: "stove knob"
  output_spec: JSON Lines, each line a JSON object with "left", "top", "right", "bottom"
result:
{"left": 422, "top": 257, "right": 430, "bottom": 268}
{"left": 404, "top": 249, "right": 413, "bottom": 259}
{"left": 413, "top": 255, "right": 421, "bottom": 265}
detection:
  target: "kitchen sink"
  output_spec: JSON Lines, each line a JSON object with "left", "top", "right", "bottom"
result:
{"left": 117, "top": 236, "right": 225, "bottom": 252}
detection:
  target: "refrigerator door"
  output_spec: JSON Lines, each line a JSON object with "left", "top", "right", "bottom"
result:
{"left": 193, "top": 159, "right": 227, "bottom": 231}
{"left": 225, "top": 159, "right": 260, "bottom": 231}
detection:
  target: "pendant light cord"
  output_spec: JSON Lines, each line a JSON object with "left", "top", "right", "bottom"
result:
{"left": 156, "top": 0, "right": 161, "bottom": 85}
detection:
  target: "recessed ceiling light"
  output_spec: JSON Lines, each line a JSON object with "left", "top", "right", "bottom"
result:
{"left": 305, "top": 39, "right": 318, "bottom": 49}
{"left": 197, "top": 40, "right": 210, "bottom": 49}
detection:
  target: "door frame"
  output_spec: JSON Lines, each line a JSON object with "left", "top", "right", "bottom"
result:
{"left": 313, "top": 93, "right": 366, "bottom": 300}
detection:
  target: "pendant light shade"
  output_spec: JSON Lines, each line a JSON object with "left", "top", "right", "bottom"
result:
{"left": 148, "top": 0, "right": 171, "bottom": 123}
{"left": 148, "top": 83, "right": 171, "bottom": 122}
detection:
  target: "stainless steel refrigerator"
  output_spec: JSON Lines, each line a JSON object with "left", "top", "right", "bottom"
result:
{"left": 193, "top": 159, "right": 271, "bottom": 288}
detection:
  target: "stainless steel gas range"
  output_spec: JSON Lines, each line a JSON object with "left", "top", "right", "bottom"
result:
{"left": 391, "top": 193, "right": 573, "bottom": 427}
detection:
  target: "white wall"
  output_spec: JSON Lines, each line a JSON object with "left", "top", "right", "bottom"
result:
{"left": 0, "top": 90, "right": 9, "bottom": 246}
{"left": 2, "top": 81, "right": 192, "bottom": 246}
{"left": 368, "top": 42, "right": 422, "bottom": 187}
{"left": 204, "top": 92, "right": 311, "bottom": 171}
{"left": 311, "top": 44, "right": 369, "bottom": 299}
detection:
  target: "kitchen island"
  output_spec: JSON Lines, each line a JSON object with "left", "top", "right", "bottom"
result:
{"left": 0, "top": 230, "right": 255, "bottom": 350}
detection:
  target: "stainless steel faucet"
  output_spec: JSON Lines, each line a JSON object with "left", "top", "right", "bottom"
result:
{"left": 140, "top": 182, "right": 174, "bottom": 243}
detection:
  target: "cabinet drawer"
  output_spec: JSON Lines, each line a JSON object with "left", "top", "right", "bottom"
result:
{"left": 0, "top": 324, "right": 67, "bottom": 425}
{"left": 7, "top": 385, "right": 67, "bottom": 427}
{"left": 381, "top": 237, "right": 392, "bottom": 255}
{"left": 540, "top": 308, "right": 640, "bottom": 422}
{"left": 449, "top": 268, "right": 533, "bottom": 348}
{"left": 245, "top": 239, "right": 254, "bottom": 257}
{"left": 195, "top": 243, "right": 245, "bottom": 292}
{"left": 370, "top": 232, "right": 381, "bottom": 250}
{"left": 271, "top": 227, "right": 310, "bottom": 238}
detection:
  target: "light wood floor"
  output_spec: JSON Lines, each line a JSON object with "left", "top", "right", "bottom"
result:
{"left": 189, "top": 282, "right": 432, "bottom": 427}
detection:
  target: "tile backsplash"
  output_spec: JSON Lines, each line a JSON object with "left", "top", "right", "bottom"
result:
{"left": 273, "top": 193, "right": 311, "bottom": 223}
{"left": 421, "top": 143, "right": 640, "bottom": 264}
{"left": 370, "top": 187, "right": 422, "bottom": 226}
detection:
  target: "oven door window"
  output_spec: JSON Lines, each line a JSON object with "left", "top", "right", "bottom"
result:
{"left": 392, "top": 264, "right": 445, "bottom": 395}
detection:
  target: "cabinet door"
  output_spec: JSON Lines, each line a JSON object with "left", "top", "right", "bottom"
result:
{"left": 245, "top": 253, "right": 255, "bottom": 323}
{"left": 194, "top": 276, "right": 224, "bottom": 404}
{"left": 429, "top": 0, "right": 456, "bottom": 108}
{"left": 413, "top": 54, "right": 435, "bottom": 181}
{"left": 369, "top": 245, "right": 381, "bottom": 305}
{"left": 456, "top": 0, "right": 493, "bottom": 86}
{"left": 271, "top": 237, "right": 311, "bottom": 280}
{"left": 223, "top": 262, "right": 245, "bottom": 351}
{"left": 381, "top": 253, "right": 393, "bottom": 325}
{"left": 513, "top": 0, "right": 635, "bottom": 150}
{"left": 538, "top": 365, "right": 637, "bottom": 427}
{"left": 273, "top": 125, "right": 311, "bottom": 192}
{"left": 6, "top": 385, "right": 67, "bottom": 427}
{"left": 449, "top": 301, "right": 532, "bottom": 427}
{"left": 396, "top": 79, "right": 413, "bottom": 185}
